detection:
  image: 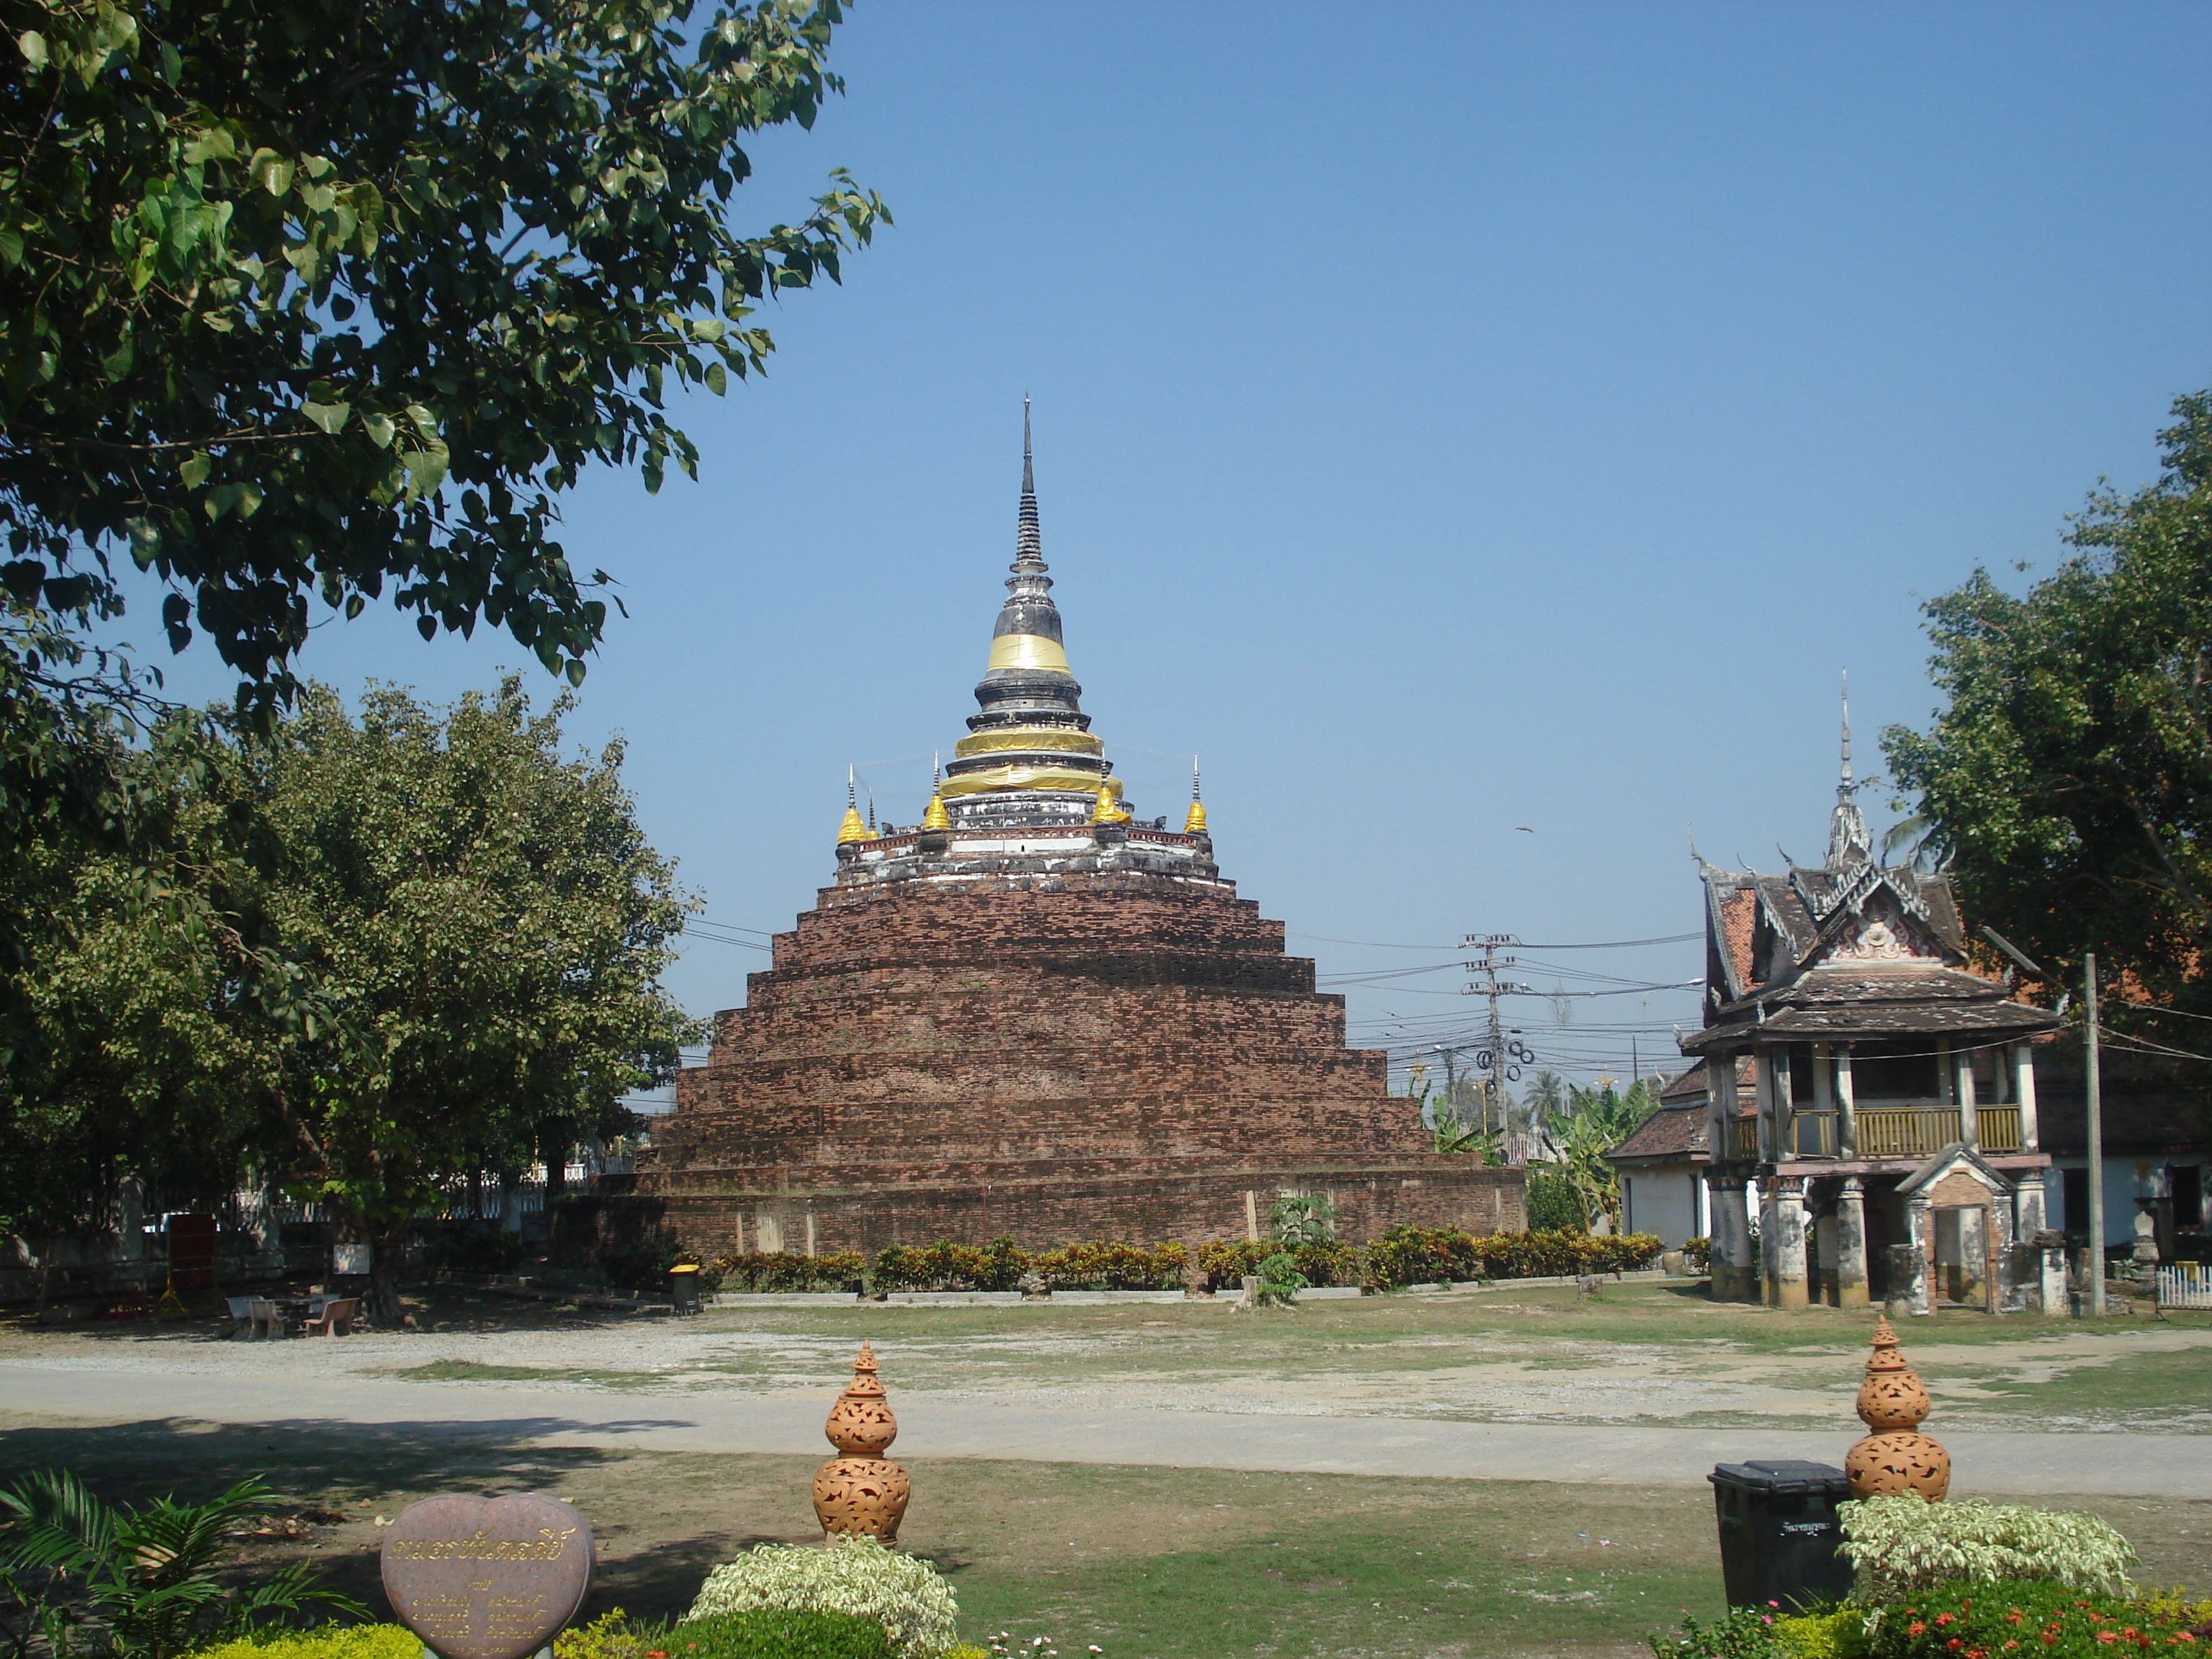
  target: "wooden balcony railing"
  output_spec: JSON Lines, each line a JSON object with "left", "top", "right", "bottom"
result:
{"left": 1853, "top": 1107, "right": 1964, "bottom": 1160}
{"left": 1976, "top": 1105, "right": 2026, "bottom": 1152}
{"left": 1789, "top": 1111, "right": 1839, "bottom": 1158}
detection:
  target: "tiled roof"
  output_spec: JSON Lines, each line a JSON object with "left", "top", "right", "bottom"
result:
{"left": 1606, "top": 1105, "right": 1708, "bottom": 1164}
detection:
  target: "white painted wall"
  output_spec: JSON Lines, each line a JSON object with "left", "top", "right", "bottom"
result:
{"left": 1621, "top": 1162, "right": 1705, "bottom": 1246}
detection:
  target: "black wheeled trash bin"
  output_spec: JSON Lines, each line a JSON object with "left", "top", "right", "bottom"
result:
{"left": 668, "top": 1263, "right": 702, "bottom": 1316}
{"left": 1708, "top": 1460, "right": 1853, "bottom": 1611}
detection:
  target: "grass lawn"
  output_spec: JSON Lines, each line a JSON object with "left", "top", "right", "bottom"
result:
{"left": 1, "top": 1417, "right": 2205, "bottom": 1659}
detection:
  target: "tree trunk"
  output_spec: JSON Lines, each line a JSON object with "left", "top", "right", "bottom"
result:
{"left": 367, "top": 1214, "right": 410, "bottom": 1328}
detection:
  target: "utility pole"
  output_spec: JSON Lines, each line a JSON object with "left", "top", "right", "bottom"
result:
{"left": 1462, "top": 935, "right": 1536, "bottom": 1144}
{"left": 2085, "top": 952, "right": 2105, "bottom": 1318}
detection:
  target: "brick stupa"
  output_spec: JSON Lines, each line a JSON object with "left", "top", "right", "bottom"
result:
{"left": 624, "top": 407, "right": 1524, "bottom": 1259}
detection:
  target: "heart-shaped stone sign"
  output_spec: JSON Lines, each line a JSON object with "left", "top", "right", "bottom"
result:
{"left": 381, "top": 1493, "right": 593, "bottom": 1659}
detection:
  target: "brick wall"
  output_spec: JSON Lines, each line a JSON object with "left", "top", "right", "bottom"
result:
{"left": 632, "top": 867, "right": 1527, "bottom": 1254}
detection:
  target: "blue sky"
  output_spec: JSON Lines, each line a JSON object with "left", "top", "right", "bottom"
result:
{"left": 125, "top": 2, "right": 2212, "bottom": 1092}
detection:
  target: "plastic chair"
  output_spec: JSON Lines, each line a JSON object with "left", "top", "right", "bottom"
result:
{"left": 300, "top": 1297, "right": 358, "bottom": 1336}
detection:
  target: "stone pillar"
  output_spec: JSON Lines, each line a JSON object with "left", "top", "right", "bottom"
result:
{"left": 1709, "top": 1174, "right": 1755, "bottom": 1303}
{"left": 2016, "top": 1169, "right": 2049, "bottom": 1236}
{"left": 1769, "top": 1177, "right": 1810, "bottom": 1310}
{"left": 1758, "top": 1175, "right": 1780, "bottom": 1302}
{"left": 2037, "top": 1232, "right": 2069, "bottom": 1317}
{"left": 1706, "top": 1050, "right": 1733, "bottom": 1169}
{"left": 1836, "top": 1177, "right": 1871, "bottom": 1308}
{"left": 1900, "top": 1198, "right": 1933, "bottom": 1316}
{"left": 1836, "top": 1046, "right": 1858, "bottom": 1158}
{"left": 2015, "top": 1043, "right": 2041, "bottom": 1150}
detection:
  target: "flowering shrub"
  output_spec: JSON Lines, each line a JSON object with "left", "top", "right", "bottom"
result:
{"left": 686, "top": 1534, "right": 958, "bottom": 1658}
{"left": 1367, "top": 1226, "right": 1665, "bottom": 1287}
{"left": 1840, "top": 1498, "right": 2138, "bottom": 1602}
{"left": 1647, "top": 1604, "right": 1806, "bottom": 1658}
{"left": 1682, "top": 1236, "right": 1712, "bottom": 1274}
{"left": 709, "top": 1251, "right": 866, "bottom": 1292}
{"left": 1863, "top": 1579, "right": 2205, "bottom": 1658}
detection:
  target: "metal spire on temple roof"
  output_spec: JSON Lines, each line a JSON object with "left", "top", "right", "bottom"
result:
{"left": 1015, "top": 395, "right": 1043, "bottom": 572}
{"left": 1184, "top": 755, "right": 1208, "bottom": 835}
{"left": 1825, "top": 669, "right": 1871, "bottom": 872}
{"left": 837, "top": 765, "right": 868, "bottom": 845}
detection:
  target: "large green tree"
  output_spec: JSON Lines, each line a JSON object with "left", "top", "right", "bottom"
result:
{"left": 1883, "top": 390, "right": 2212, "bottom": 1015}
{"left": 0, "top": 0, "right": 884, "bottom": 696}
{"left": 249, "top": 679, "right": 698, "bottom": 1321}
{"left": 0, "top": 678, "right": 698, "bottom": 1322}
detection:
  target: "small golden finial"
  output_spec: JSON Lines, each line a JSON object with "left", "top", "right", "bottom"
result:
{"left": 838, "top": 766, "right": 868, "bottom": 844}
{"left": 1090, "top": 779, "right": 1129, "bottom": 825}
{"left": 922, "top": 791, "right": 950, "bottom": 831}
{"left": 1184, "top": 755, "right": 1208, "bottom": 835}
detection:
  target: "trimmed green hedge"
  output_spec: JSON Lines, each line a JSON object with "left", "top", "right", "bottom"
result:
{"left": 667, "top": 1611, "right": 896, "bottom": 1659}
{"left": 704, "top": 1227, "right": 1663, "bottom": 1297}
{"left": 195, "top": 1627, "right": 425, "bottom": 1659}
{"left": 712, "top": 1251, "right": 866, "bottom": 1292}
{"left": 1367, "top": 1225, "right": 1664, "bottom": 1286}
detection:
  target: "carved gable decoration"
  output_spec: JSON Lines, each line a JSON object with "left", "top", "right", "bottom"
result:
{"left": 1794, "top": 857, "right": 1933, "bottom": 930}
{"left": 1825, "top": 891, "right": 1940, "bottom": 966}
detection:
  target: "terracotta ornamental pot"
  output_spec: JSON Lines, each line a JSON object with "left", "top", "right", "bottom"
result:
{"left": 1843, "top": 1316, "right": 1950, "bottom": 1501}
{"left": 811, "top": 1343, "right": 911, "bottom": 1541}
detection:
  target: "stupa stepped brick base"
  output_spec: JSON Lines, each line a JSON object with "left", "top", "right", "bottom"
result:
{"left": 626, "top": 832, "right": 1522, "bottom": 1257}
{"left": 594, "top": 408, "right": 1524, "bottom": 1262}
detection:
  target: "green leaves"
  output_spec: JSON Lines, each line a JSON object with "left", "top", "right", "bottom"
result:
{"left": 1, "top": 0, "right": 885, "bottom": 705}
{"left": 1882, "top": 388, "right": 2212, "bottom": 1022}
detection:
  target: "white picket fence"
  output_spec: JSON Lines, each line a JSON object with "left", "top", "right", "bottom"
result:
{"left": 2155, "top": 1264, "right": 2212, "bottom": 1308}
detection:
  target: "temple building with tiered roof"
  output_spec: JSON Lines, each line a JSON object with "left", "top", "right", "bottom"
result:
{"left": 621, "top": 410, "right": 1523, "bottom": 1259}
{"left": 1681, "top": 696, "right": 2067, "bottom": 1314}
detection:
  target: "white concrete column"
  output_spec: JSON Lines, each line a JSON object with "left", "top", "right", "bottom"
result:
{"left": 1771, "top": 1048, "right": 1796, "bottom": 1159}
{"left": 1958, "top": 1041, "right": 1979, "bottom": 1149}
{"left": 1836, "top": 1046, "right": 1857, "bottom": 1157}
{"left": 2015, "top": 1043, "right": 2041, "bottom": 1150}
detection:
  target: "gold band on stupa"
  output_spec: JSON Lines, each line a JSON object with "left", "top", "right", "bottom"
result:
{"left": 953, "top": 728, "right": 1102, "bottom": 758}
{"left": 985, "top": 634, "right": 1070, "bottom": 674}
{"left": 942, "top": 766, "right": 1121, "bottom": 799}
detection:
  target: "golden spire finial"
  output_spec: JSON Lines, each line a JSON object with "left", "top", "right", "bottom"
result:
{"left": 922, "top": 791, "right": 950, "bottom": 831}
{"left": 838, "top": 766, "right": 868, "bottom": 844}
{"left": 1183, "top": 754, "right": 1208, "bottom": 835}
{"left": 1090, "top": 779, "right": 1129, "bottom": 825}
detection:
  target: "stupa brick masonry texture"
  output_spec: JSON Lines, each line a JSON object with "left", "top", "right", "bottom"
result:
{"left": 621, "top": 865, "right": 1524, "bottom": 1259}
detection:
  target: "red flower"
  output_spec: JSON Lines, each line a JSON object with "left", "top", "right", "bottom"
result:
{"left": 1948, "top": 1640, "right": 1964, "bottom": 1652}
{"left": 1910, "top": 1623, "right": 1928, "bottom": 1637}
{"left": 2010, "top": 1614, "right": 2026, "bottom": 1627}
{"left": 1941, "top": 1615, "right": 1957, "bottom": 1627}
{"left": 2005, "top": 1642, "right": 2020, "bottom": 1651}
{"left": 2100, "top": 1633, "right": 2121, "bottom": 1644}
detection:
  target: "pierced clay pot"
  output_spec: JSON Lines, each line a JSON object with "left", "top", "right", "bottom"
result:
{"left": 813, "top": 1344, "right": 910, "bottom": 1540}
{"left": 1854, "top": 1315, "right": 1933, "bottom": 1430}
{"left": 1844, "top": 1430, "right": 1951, "bottom": 1501}
{"left": 811, "top": 1457, "right": 911, "bottom": 1542}
{"left": 1844, "top": 1316, "right": 1949, "bottom": 1500}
